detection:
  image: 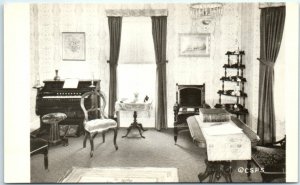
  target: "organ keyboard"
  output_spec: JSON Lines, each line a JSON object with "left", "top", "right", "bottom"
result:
{"left": 36, "top": 79, "right": 101, "bottom": 136}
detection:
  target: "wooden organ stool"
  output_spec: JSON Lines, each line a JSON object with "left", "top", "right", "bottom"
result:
{"left": 42, "top": 112, "right": 67, "bottom": 146}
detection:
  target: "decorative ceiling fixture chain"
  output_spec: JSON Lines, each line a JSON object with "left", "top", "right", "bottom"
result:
{"left": 190, "top": 3, "right": 223, "bottom": 19}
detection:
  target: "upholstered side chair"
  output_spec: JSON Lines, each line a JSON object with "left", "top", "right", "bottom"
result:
{"left": 248, "top": 136, "right": 286, "bottom": 182}
{"left": 80, "top": 90, "right": 118, "bottom": 157}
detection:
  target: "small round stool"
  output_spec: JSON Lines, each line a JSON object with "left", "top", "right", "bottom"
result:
{"left": 42, "top": 113, "right": 67, "bottom": 146}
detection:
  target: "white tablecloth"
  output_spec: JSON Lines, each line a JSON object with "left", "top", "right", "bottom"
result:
{"left": 115, "top": 99, "right": 152, "bottom": 116}
{"left": 195, "top": 115, "right": 251, "bottom": 161}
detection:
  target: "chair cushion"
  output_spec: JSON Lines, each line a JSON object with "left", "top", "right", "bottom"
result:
{"left": 84, "top": 119, "right": 117, "bottom": 133}
{"left": 252, "top": 146, "right": 285, "bottom": 172}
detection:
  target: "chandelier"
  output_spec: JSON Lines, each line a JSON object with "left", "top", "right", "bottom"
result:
{"left": 190, "top": 3, "right": 223, "bottom": 20}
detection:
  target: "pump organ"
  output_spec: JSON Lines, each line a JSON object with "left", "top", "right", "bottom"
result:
{"left": 35, "top": 80, "right": 100, "bottom": 136}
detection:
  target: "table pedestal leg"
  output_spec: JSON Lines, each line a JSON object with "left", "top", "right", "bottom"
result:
{"left": 48, "top": 123, "right": 62, "bottom": 146}
{"left": 198, "top": 159, "right": 232, "bottom": 183}
{"left": 122, "top": 111, "right": 147, "bottom": 138}
{"left": 138, "top": 123, "right": 147, "bottom": 131}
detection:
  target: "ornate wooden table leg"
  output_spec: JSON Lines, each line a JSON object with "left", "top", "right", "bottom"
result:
{"left": 198, "top": 159, "right": 212, "bottom": 182}
{"left": 208, "top": 173, "right": 214, "bottom": 182}
{"left": 122, "top": 111, "right": 146, "bottom": 138}
{"left": 221, "top": 161, "right": 233, "bottom": 182}
{"left": 198, "top": 159, "right": 233, "bottom": 183}
{"left": 136, "top": 125, "right": 145, "bottom": 139}
{"left": 137, "top": 123, "right": 147, "bottom": 131}
{"left": 122, "top": 124, "right": 134, "bottom": 138}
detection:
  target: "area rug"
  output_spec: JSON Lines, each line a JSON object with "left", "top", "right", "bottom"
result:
{"left": 58, "top": 167, "right": 179, "bottom": 183}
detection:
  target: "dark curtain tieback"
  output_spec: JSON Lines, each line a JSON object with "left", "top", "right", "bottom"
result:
{"left": 107, "top": 60, "right": 118, "bottom": 66}
{"left": 257, "top": 58, "right": 275, "bottom": 68}
{"left": 156, "top": 60, "right": 168, "bottom": 65}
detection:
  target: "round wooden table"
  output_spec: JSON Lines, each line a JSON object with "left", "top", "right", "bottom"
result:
{"left": 115, "top": 100, "right": 152, "bottom": 138}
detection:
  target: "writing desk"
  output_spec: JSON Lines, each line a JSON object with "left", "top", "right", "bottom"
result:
{"left": 187, "top": 116, "right": 259, "bottom": 182}
{"left": 115, "top": 100, "right": 152, "bottom": 138}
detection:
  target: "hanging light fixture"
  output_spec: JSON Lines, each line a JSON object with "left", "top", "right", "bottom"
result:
{"left": 190, "top": 3, "right": 223, "bottom": 20}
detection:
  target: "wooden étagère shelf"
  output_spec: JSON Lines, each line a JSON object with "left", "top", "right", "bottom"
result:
{"left": 217, "top": 90, "right": 248, "bottom": 98}
{"left": 215, "top": 50, "right": 248, "bottom": 123}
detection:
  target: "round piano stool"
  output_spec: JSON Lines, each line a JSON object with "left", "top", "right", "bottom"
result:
{"left": 42, "top": 113, "right": 67, "bottom": 146}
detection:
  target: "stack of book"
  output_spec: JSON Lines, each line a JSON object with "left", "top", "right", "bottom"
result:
{"left": 198, "top": 108, "right": 231, "bottom": 122}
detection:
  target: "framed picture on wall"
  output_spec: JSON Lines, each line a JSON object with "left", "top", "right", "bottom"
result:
{"left": 178, "top": 33, "right": 211, "bottom": 57}
{"left": 62, "top": 32, "right": 86, "bottom": 61}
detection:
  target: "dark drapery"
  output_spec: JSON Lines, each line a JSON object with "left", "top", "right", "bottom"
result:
{"left": 151, "top": 16, "right": 168, "bottom": 130}
{"left": 107, "top": 16, "right": 122, "bottom": 118}
{"left": 257, "top": 6, "right": 285, "bottom": 145}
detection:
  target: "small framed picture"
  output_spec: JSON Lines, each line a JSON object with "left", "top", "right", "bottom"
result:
{"left": 62, "top": 32, "right": 85, "bottom": 61}
{"left": 179, "top": 33, "right": 211, "bottom": 57}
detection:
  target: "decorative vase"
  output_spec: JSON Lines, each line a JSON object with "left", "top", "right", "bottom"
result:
{"left": 234, "top": 104, "right": 238, "bottom": 110}
{"left": 54, "top": 69, "right": 60, "bottom": 81}
{"left": 133, "top": 92, "right": 139, "bottom": 102}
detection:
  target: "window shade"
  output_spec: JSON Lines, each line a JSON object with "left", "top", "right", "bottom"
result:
{"left": 118, "top": 17, "right": 155, "bottom": 64}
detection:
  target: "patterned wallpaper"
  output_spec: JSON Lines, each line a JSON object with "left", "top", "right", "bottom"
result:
{"left": 241, "top": 3, "right": 260, "bottom": 131}
{"left": 30, "top": 4, "right": 39, "bottom": 125}
{"left": 166, "top": 3, "right": 243, "bottom": 126}
{"left": 36, "top": 4, "right": 109, "bottom": 82}
{"left": 30, "top": 4, "right": 111, "bottom": 124}
{"left": 30, "top": 3, "right": 274, "bottom": 132}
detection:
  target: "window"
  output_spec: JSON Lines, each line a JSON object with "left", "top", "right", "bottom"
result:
{"left": 118, "top": 64, "right": 155, "bottom": 100}
{"left": 117, "top": 17, "right": 156, "bottom": 128}
{"left": 118, "top": 17, "right": 155, "bottom": 64}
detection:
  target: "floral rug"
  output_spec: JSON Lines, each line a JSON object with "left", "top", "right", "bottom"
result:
{"left": 58, "top": 167, "right": 179, "bottom": 183}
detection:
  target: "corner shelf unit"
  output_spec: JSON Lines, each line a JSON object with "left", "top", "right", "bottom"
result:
{"left": 215, "top": 50, "right": 248, "bottom": 123}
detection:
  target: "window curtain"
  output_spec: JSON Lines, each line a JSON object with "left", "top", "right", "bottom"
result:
{"left": 151, "top": 16, "right": 168, "bottom": 130}
{"left": 107, "top": 16, "right": 122, "bottom": 118}
{"left": 257, "top": 6, "right": 285, "bottom": 145}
